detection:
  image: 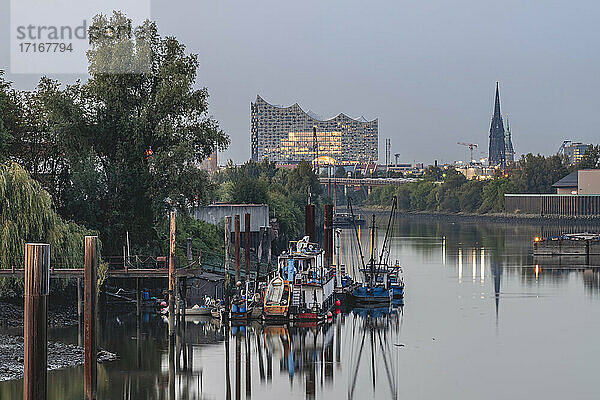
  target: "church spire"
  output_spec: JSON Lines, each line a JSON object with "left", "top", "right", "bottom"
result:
{"left": 494, "top": 81, "right": 502, "bottom": 120}
{"left": 488, "top": 81, "right": 506, "bottom": 167}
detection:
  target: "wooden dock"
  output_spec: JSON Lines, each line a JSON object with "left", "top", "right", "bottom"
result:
{"left": 0, "top": 267, "right": 204, "bottom": 278}
{"left": 533, "top": 232, "right": 600, "bottom": 256}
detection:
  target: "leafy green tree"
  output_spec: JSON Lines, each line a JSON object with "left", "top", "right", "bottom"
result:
{"left": 286, "top": 160, "right": 323, "bottom": 202}
{"left": 8, "top": 13, "right": 229, "bottom": 254}
{"left": 512, "top": 153, "right": 568, "bottom": 193}
{"left": 458, "top": 180, "right": 484, "bottom": 212}
{"left": 0, "top": 71, "right": 13, "bottom": 161}
{"left": 478, "top": 178, "right": 515, "bottom": 213}
{"left": 0, "top": 162, "right": 96, "bottom": 295}
{"left": 575, "top": 145, "right": 600, "bottom": 169}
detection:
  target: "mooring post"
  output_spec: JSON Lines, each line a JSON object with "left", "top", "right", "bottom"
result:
{"left": 169, "top": 211, "right": 176, "bottom": 335}
{"left": 234, "top": 215, "right": 241, "bottom": 283}
{"left": 186, "top": 238, "right": 193, "bottom": 267}
{"left": 136, "top": 277, "right": 141, "bottom": 318}
{"left": 244, "top": 213, "right": 251, "bottom": 281}
{"left": 305, "top": 204, "right": 315, "bottom": 242}
{"left": 324, "top": 204, "right": 334, "bottom": 268}
{"left": 224, "top": 216, "right": 231, "bottom": 310}
{"left": 266, "top": 227, "right": 273, "bottom": 271}
{"left": 84, "top": 236, "right": 98, "bottom": 400}
{"left": 24, "top": 243, "right": 50, "bottom": 400}
{"left": 77, "top": 277, "right": 83, "bottom": 321}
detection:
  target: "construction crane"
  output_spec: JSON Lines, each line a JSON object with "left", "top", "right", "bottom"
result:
{"left": 457, "top": 142, "right": 478, "bottom": 164}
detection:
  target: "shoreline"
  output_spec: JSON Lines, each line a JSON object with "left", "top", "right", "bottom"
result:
{"left": 0, "top": 300, "right": 117, "bottom": 382}
{"left": 358, "top": 207, "right": 600, "bottom": 226}
{"left": 0, "top": 333, "right": 117, "bottom": 382}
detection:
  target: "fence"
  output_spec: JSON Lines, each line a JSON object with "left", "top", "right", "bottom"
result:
{"left": 504, "top": 194, "right": 600, "bottom": 216}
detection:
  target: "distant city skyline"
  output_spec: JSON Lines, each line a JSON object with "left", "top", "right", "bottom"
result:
{"left": 2, "top": 1, "right": 599, "bottom": 164}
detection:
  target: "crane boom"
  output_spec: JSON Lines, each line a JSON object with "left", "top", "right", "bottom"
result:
{"left": 457, "top": 142, "right": 478, "bottom": 164}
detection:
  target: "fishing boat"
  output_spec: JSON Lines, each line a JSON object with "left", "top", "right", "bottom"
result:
{"left": 263, "top": 276, "right": 292, "bottom": 321}
{"left": 348, "top": 196, "right": 404, "bottom": 305}
{"left": 277, "top": 237, "right": 336, "bottom": 321}
{"left": 185, "top": 304, "right": 212, "bottom": 316}
{"left": 388, "top": 261, "right": 404, "bottom": 299}
{"left": 333, "top": 212, "right": 365, "bottom": 228}
{"left": 229, "top": 281, "right": 255, "bottom": 321}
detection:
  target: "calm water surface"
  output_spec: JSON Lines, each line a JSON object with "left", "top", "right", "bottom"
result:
{"left": 2, "top": 219, "right": 600, "bottom": 399}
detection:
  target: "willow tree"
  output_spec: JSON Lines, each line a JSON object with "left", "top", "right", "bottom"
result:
{"left": 0, "top": 162, "right": 95, "bottom": 271}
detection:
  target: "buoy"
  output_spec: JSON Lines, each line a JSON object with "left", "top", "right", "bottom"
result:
{"left": 334, "top": 299, "right": 341, "bottom": 306}
{"left": 327, "top": 311, "right": 332, "bottom": 318}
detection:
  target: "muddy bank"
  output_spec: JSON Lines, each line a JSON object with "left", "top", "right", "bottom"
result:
{"left": 0, "top": 333, "right": 117, "bottom": 382}
{"left": 0, "top": 301, "right": 78, "bottom": 329}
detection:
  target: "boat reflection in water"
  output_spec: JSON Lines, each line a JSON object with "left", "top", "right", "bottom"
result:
{"left": 153, "top": 299, "right": 404, "bottom": 400}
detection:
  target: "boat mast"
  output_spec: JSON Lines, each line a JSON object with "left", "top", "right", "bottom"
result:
{"left": 378, "top": 195, "right": 397, "bottom": 268}
{"left": 370, "top": 214, "right": 376, "bottom": 285}
{"left": 348, "top": 198, "right": 367, "bottom": 274}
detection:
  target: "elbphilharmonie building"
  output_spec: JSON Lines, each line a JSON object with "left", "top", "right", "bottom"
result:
{"left": 251, "top": 95, "right": 378, "bottom": 165}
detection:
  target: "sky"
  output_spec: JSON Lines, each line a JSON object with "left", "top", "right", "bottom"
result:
{"left": 2, "top": 0, "right": 600, "bottom": 165}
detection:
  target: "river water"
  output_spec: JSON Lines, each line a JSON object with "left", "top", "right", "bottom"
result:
{"left": 1, "top": 218, "right": 600, "bottom": 399}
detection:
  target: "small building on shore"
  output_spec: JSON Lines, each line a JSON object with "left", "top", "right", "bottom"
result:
{"left": 505, "top": 169, "right": 600, "bottom": 216}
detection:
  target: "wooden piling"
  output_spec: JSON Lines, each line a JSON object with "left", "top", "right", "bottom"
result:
{"left": 224, "top": 216, "right": 231, "bottom": 309}
{"left": 324, "top": 204, "right": 334, "bottom": 268}
{"left": 244, "top": 213, "right": 251, "bottom": 280}
{"left": 169, "top": 211, "right": 176, "bottom": 335}
{"left": 186, "top": 238, "right": 193, "bottom": 267}
{"left": 77, "top": 277, "right": 82, "bottom": 321}
{"left": 234, "top": 215, "right": 241, "bottom": 283}
{"left": 24, "top": 243, "right": 50, "bottom": 400}
{"left": 136, "top": 277, "right": 140, "bottom": 317}
{"left": 84, "top": 236, "right": 98, "bottom": 400}
{"left": 305, "top": 204, "right": 315, "bottom": 242}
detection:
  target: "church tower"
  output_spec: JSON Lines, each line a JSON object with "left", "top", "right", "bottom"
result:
{"left": 504, "top": 114, "right": 515, "bottom": 164}
{"left": 488, "top": 82, "right": 506, "bottom": 167}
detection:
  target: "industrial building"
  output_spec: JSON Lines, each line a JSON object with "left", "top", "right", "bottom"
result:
{"left": 251, "top": 95, "right": 378, "bottom": 166}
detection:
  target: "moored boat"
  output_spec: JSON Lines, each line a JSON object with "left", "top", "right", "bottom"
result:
{"left": 263, "top": 276, "right": 292, "bottom": 321}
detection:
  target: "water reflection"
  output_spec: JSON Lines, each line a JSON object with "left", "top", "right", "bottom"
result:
{"left": 2, "top": 219, "right": 600, "bottom": 399}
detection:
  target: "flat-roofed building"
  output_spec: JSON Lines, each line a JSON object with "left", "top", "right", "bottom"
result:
{"left": 251, "top": 95, "right": 377, "bottom": 166}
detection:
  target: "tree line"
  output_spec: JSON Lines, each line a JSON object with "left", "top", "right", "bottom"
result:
{"left": 366, "top": 148, "right": 600, "bottom": 212}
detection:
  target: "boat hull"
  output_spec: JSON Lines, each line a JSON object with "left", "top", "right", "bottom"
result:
{"left": 351, "top": 286, "right": 391, "bottom": 304}
{"left": 390, "top": 286, "right": 404, "bottom": 299}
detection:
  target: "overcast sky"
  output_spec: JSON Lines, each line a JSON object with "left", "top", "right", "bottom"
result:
{"left": 2, "top": 0, "right": 600, "bottom": 165}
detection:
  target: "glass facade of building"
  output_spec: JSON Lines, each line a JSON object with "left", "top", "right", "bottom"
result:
{"left": 251, "top": 95, "right": 377, "bottom": 165}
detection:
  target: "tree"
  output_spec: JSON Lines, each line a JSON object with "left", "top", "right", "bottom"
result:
{"left": 9, "top": 13, "right": 229, "bottom": 253}
{"left": 0, "top": 162, "right": 95, "bottom": 295}
{"left": 575, "top": 145, "right": 600, "bottom": 169}
{"left": 512, "top": 153, "right": 569, "bottom": 193}
{"left": 0, "top": 71, "right": 12, "bottom": 161}
{"left": 286, "top": 160, "right": 323, "bottom": 204}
